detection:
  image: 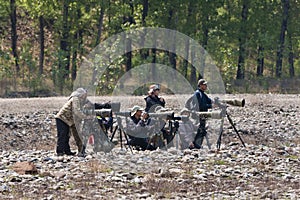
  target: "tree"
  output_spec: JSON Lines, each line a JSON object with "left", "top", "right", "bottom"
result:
{"left": 236, "top": 0, "right": 249, "bottom": 80}
{"left": 10, "top": 0, "right": 19, "bottom": 74}
{"left": 58, "top": 0, "right": 71, "bottom": 92}
{"left": 286, "top": 0, "right": 300, "bottom": 78}
{"left": 95, "top": 0, "right": 105, "bottom": 46}
{"left": 19, "top": 0, "right": 60, "bottom": 76}
{"left": 275, "top": 0, "right": 289, "bottom": 78}
{"left": 38, "top": 15, "right": 45, "bottom": 75}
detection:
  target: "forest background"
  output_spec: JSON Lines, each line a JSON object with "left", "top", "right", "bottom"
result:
{"left": 0, "top": 0, "right": 299, "bottom": 97}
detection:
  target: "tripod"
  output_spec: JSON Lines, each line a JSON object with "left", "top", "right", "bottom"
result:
{"left": 153, "top": 119, "right": 182, "bottom": 150}
{"left": 110, "top": 117, "right": 133, "bottom": 153}
{"left": 216, "top": 105, "right": 246, "bottom": 150}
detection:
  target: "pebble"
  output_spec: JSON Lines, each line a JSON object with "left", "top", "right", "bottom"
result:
{"left": 0, "top": 94, "right": 299, "bottom": 199}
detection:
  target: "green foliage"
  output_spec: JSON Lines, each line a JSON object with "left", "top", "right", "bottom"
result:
{"left": 0, "top": 0, "right": 300, "bottom": 96}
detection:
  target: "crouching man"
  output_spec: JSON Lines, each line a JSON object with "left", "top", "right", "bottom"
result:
{"left": 126, "top": 105, "right": 156, "bottom": 151}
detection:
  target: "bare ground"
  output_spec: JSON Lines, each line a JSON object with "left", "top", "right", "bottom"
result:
{"left": 0, "top": 94, "right": 300, "bottom": 199}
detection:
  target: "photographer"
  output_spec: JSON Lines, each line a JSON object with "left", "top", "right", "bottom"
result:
{"left": 55, "top": 88, "right": 113, "bottom": 156}
{"left": 144, "top": 84, "right": 165, "bottom": 113}
{"left": 126, "top": 105, "right": 156, "bottom": 151}
{"left": 189, "top": 79, "right": 212, "bottom": 149}
{"left": 55, "top": 88, "right": 91, "bottom": 156}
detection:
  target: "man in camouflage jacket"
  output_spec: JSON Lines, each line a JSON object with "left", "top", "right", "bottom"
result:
{"left": 55, "top": 88, "right": 91, "bottom": 156}
{"left": 55, "top": 88, "right": 114, "bottom": 156}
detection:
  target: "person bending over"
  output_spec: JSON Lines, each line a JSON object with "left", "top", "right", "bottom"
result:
{"left": 55, "top": 88, "right": 90, "bottom": 156}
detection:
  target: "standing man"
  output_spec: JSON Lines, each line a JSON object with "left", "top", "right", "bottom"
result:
{"left": 189, "top": 79, "right": 212, "bottom": 149}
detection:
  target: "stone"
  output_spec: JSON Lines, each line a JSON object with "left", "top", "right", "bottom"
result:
{"left": 12, "top": 161, "right": 38, "bottom": 175}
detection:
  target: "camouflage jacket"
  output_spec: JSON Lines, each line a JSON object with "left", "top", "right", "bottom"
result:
{"left": 55, "top": 97, "right": 91, "bottom": 127}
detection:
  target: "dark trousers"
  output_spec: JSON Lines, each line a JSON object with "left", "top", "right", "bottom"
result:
{"left": 56, "top": 118, "right": 72, "bottom": 154}
{"left": 128, "top": 136, "right": 156, "bottom": 151}
{"left": 193, "top": 118, "right": 207, "bottom": 149}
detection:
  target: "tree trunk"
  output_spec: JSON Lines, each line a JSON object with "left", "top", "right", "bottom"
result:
{"left": 124, "top": 0, "right": 134, "bottom": 74}
{"left": 287, "top": 32, "right": 294, "bottom": 77}
{"left": 142, "top": 0, "right": 148, "bottom": 25}
{"left": 168, "top": 9, "right": 177, "bottom": 70}
{"left": 169, "top": 42, "right": 177, "bottom": 70}
{"left": 200, "top": 14, "right": 209, "bottom": 78}
{"left": 276, "top": 0, "right": 289, "bottom": 78}
{"left": 190, "top": 44, "right": 197, "bottom": 88}
{"left": 151, "top": 48, "right": 156, "bottom": 78}
{"left": 39, "top": 16, "right": 45, "bottom": 75}
{"left": 71, "top": 34, "right": 78, "bottom": 81}
{"left": 140, "top": 0, "right": 149, "bottom": 60}
{"left": 58, "top": 0, "right": 70, "bottom": 92}
{"left": 10, "top": 0, "right": 19, "bottom": 74}
{"left": 95, "top": 6, "right": 104, "bottom": 46}
{"left": 256, "top": 45, "right": 264, "bottom": 76}
{"left": 125, "top": 38, "right": 132, "bottom": 73}
{"left": 236, "top": 0, "right": 249, "bottom": 80}
{"left": 183, "top": 39, "right": 189, "bottom": 78}
{"left": 72, "top": 6, "right": 83, "bottom": 81}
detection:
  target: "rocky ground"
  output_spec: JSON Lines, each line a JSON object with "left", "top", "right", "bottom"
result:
{"left": 0, "top": 94, "right": 300, "bottom": 199}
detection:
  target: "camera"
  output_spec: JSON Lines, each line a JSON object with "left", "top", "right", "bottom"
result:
{"left": 214, "top": 97, "right": 245, "bottom": 107}
{"left": 114, "top": 111, "right": 131, "bottom": 117}
{"left": 194, "top": 110, "right": 223, "bottom": 119}
{"left": 149, "top": 111, "right": 175, "bottom": 120}
{"left": 95, "top": 109, "right": 112, "bottom": 118}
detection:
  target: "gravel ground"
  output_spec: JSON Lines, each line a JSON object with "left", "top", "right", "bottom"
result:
{"left": 0, "top": 94, "right": 299, "bottom": 199}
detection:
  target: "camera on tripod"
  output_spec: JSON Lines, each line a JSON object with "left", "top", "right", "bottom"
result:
{"left": 94, "top": 102, "right": 121, "bottom": 135}
{"left": 213, "top": 97, "right": 246, "bottom": 149}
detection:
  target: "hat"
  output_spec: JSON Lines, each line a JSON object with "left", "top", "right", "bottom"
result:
{"left": 69, "top": 88, "right": 87, "bottom": 99}
{"left": 148, "top": 84, "right": 160, "bottom": 94}
{"left": 198, "top": 79, "right": 207, "bottom": 86}
{"left": 150, "top": 84, "right": 160, "bottom": 90}
{"left": 180, "top": 108, "right": 190, "bottom": 115}
{"left": 130, "top": 105, "right": 144, "bottom": 116}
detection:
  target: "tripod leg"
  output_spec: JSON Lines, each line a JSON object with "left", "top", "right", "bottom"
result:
{"left": 110, "top": 125, "right": 118, "bottom": 142}
{"left": 119, "top": 128, "right": 123, "bottom": 149}
{"left": 205, "top": 134, "right": 211, "bottom": 150}
{"left": 217, "top": 118, "right": 224, "bottom": 150}
{"left": 122, "top": 131, "right": 133, "bottom": 153}
{"left": 226, "top": 113, "right": 246, "bottom": 147}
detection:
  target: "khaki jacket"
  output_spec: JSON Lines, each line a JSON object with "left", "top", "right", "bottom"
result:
{"left": 55, "top": 97, "right": 89, "bottom": 126}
